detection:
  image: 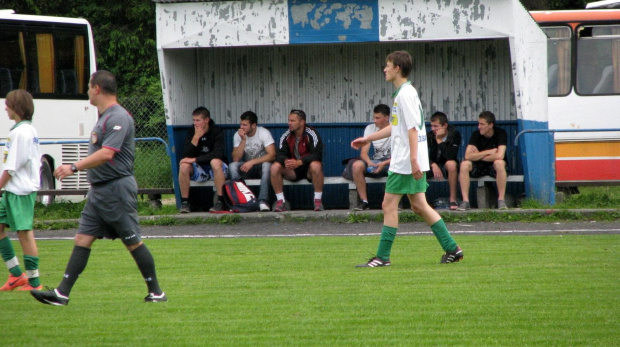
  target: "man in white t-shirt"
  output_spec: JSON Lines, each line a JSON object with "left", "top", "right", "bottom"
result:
{"left": 346, "top": 104, "right": 391, "bottom": 211}
{"left": 230, "top": 111, "right": 276, "bottom": 211}
{"left": 352, "top": 50, "right": 463, "bottom": 267}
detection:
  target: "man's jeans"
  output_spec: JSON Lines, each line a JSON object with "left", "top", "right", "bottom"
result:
{"left": 229, "top": 161, "right": 272, "bottom": 202}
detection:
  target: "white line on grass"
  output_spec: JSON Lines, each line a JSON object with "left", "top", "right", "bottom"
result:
{"left": 32, "top": 228, "right": 620, "bottom": 240}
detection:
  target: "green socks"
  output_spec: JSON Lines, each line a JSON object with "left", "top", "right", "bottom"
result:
{"left": 0, "top": 237, "right": 22, "bottom": 277}
{"left": 376, "top": 225, "right": 398, "bottom": 261}
{"left": 23, "top": 255, "right": 40, "bottom": 287}
{"left": 430, "top": 219, "right": 457, "bottom": 252}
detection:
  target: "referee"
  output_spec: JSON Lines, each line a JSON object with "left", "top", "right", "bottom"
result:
{"left": 31, "top": 70, "right": 166, "bottom": 305}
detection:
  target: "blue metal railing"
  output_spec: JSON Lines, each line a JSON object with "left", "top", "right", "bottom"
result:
{"left": 514, "top": 128, "right": 620, "bottom": 146}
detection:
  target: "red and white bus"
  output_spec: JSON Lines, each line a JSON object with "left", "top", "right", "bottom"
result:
{"left": 530, "top": 8, "right": 620, "bottom": 186}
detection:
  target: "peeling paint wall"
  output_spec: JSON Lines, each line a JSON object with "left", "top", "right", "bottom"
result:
{"left": 162, "top": 40, "right": 514, "bottom": 126}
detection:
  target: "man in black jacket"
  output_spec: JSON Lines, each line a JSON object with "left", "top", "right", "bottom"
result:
{"left": 178, "top": 107, "right": 228, "bottom": 213}
{"left": 427, "top": 112, "right": 461, "bottom": 210}
{"left": 271, "top": 109, "right": 324, "bottom": 212}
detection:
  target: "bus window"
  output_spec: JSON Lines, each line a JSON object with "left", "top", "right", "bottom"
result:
{"left": 576, "top": 24, "right": 620, "bottom": 95}
{"left": 0, "top": 22, "right": 90, "bottom": 98}
{"left": 542, "top": 26, "right": 571, "bottom": 96}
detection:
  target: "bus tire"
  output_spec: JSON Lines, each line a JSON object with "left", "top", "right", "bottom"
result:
{"left": 38, "top": 158, "right": 55, "bottom": 206}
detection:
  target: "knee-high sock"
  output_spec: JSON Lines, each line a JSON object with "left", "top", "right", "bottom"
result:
{"left": 23, "top": 255, "right": 40, "bottom": 287}
{"left": 376, "top": 225, "right": 398, "bottom": 261}
{"left": 57, "top": 246, "right": 91, "bottom": 296}
{"left": 430, "top": 219, "right": 457, "bottom": 252}
{"left": 0, "top": 237, "right": 22, "bottom": 277}
{"left": 131, "top": 244, "right": 162, "bottom": 295}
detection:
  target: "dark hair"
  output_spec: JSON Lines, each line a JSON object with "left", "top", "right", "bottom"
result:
{"left": 430, "top": 111, "right": 448, "bottom": 125}
{"left": 373, "top": 104, "right": 390, "bottom": 116}
{"left": 192, "top": 106, "right": 211, "bottom": 119}
{"left": 289, "top": 109, "right": 306, "bottom": 122}
{"left": 5, "top": 89, "right": 34, "bottom": 121}
{"left": 479, "top": 111, "right": 496, "bottom": 125}
{"left": 240, "top": 111, "right": 258, "bottom": 125}
{"left": 90, "top": 70, "right": 117, "bottom": 95}
{"left": 386, "top": 50, "right": 412, "bottom": 78}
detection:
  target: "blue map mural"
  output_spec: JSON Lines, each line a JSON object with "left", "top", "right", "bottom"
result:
{"left": 288, "top": 0, "right": 379, "bottom": 44}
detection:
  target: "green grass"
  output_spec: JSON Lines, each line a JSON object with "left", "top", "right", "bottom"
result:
{"left": 2, "top": 235, "right": 619, "bottom": 345}
{"left": 521, "top": 186, "right": 620, "bottom": 209}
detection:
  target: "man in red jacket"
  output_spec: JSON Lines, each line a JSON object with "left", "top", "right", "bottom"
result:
{"left": 271, "top": 109, "right": 324, "bottom": 212}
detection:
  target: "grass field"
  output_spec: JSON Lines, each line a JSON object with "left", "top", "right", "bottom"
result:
{"left": 2, "top": 234, "right": 619, "bottom": 346}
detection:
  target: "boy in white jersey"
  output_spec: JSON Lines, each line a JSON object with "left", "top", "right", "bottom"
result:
{"left": 352, "top": 51, "right": 463, "bottom": 267}
{"left": 0, "top": 90, "right": 42, "bottom": 290}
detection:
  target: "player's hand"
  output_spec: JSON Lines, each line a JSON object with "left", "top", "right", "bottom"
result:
{"left": 54, "top": 164, "right": 73, "bottom": 181}
{"left": 240, "top": 161, "right": 253, "bottom": 172}
{"left": 237, "top": 128, "right": 246, "bottom": 141}
{"left": 180, "top": 157, "right": 196, "bottom": 165}
{"left": 411, "top": 161, "right": 423, "bottom": 180}
{"left": 351, "top": 137, "right": 369, "bottom": 150}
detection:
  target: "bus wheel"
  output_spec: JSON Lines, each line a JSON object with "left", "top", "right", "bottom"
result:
{"left": 38, "top": 159, "right": 55, "bottom": 206}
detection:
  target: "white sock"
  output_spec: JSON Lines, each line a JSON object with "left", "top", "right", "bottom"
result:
{"left": 362, "top": 200, "right": 368, "bottom": 204}
{"left": 314, "top": 192, "right": 322, "bottom": 200}
{"left": 276, "top": 193, "right": 285, "bottom": 201}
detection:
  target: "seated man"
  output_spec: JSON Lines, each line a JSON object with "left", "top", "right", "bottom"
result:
{"left": 270, "top": 109, "right": 324, "bottom": 212}
{"left": 346, "top": 104, "right": 391, "bottom": 211}
{"left": 457, "top": 111, "right": 508, "bottom": 210}
{"left": 230, "top": 111, "right": 276, "bottom": 212}
{"left": 178, "top": 107, "right": 228, "bottom": 213}
{"left": 427, "top": 111, "right": 461, "bottom": 210}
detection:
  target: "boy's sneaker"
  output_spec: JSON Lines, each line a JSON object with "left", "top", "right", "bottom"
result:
{"left": 497, "top": 200, "right": 508, "bottom": 210}
{"left": 456, "top": 201, "right": 471, "bottom": 211}
{"left": 179, "top": 201, "right": 190, "bottom": 213}
{"left": 16, "top": 283, "right": 43, "bottom": 291}
{"left": 30, "top": 288, "right": 69, "bottom": 306}
{"left": 0, "top": 273, "right": 28, "bottom": 291}
{"left": 440, "top": 246, "right": 464, "bottom": 263}
{"left": 259, "top": 200, "right": 270, "bottom": 212}
{"left": 354, "top": 201, "right": 369, "bottom": 211}
{"left": 144, "top": 292, "right": 168, "bottom": 303}
{"left": 314, "top": 199, "right": 324, "bottom": 211}
{"left": 356, "top": 257, "right": 391, "bottom": 268}
{"left": 209, "top": 200, "right": 227, "bottom": 213}
{"left": 274, "top": 199, "right": 288, "bottom": 212}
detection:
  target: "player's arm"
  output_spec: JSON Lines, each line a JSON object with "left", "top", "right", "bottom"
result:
{"left": 359, "top": 142, "right": 372, "bottom": 165}
{"left": 464, "top": 144, "right": 487, "bottom": 161}
{"left": 408, "top": 127, "right": 422, "bottom": 179}
{"left": 0, "top": 170, "right": 11, "bottom": 190}
{"left": 54, "top": 147, "right": 116, "bottom": 181}
{"left": 352, "top": 125, "right": 392, "bottom": 149}
{"left": 254, "top": 143, "right": 276, "bottom": 165}
{"left": 231, "top": 132, "right": 245, "bottom": 162}
{"left": 482, "top": 145, "right": 506, "bottom": 162}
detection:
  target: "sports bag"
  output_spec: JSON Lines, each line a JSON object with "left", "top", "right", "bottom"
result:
{"left": 223, "top": 180, "right": 260, "bottom": 213}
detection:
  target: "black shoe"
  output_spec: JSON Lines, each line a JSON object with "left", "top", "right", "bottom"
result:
{"left": 356, "top": 256, "right": 391, "bottom": 268}
{"left": 179, "top": 201, "right": 190, "bottom": 213}
{"left": 440, "top": 246, "right": 464, "bottom": 263}
{"left": 209, "top": 200, "right": 226, "bottom": 213}
{"left": 31, "top": 288, "right": 69, "bottom": 306}
{"left": 144, "top": 292, "right": 168, "bottom": 302}
{"left": 354, "top": 201, "right": 369, "bottom": 211}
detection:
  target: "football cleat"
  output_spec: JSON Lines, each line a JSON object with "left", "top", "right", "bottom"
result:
{"left": 145, "top": 292, "right": 168, "bottom": 302}
{"left": 31, "top": 288, "right": 69, "bottom": 306}
{"left": 440, "top": 246, "right": 464, "bottom": 263}
{"left": 0, "top": 273, "right": 28, "bottom": 291}
{"left": 314, "top": 199, "right": 324, "bottom": 211}
{"left": 274, "top": 199, "right": 288, "bottom": 212}
{"left": 356, "top": 256, "right": 391, "bottom": 268}
{"left": 16, "top": 283, "right": 43, "bottom": 291}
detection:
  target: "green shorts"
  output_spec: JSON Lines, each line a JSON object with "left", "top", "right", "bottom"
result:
{"left": 385, "top": 171, "right": 429, "bottom": 195}
{"left": 0, "top": 191, "right": 37, "bottom": 231}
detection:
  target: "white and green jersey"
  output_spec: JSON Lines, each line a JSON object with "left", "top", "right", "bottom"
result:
{"left": 389, "top": 82, "right": 429, "bottom": 174}
{"left": 2, "top": 121, "right": 41, "bottom": 195}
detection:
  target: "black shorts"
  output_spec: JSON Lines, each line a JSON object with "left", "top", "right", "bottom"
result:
{"left": 290, "top": 162, "right": 312, "bottom": 182}
{"left": 78, "top": 176, "right": 141, "bottom": 246}
{"left": 470, "top": 161, "right": 507, "bottom": 179}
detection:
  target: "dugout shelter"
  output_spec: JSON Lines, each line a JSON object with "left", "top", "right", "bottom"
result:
{"left": 154, "top": 0, "right": 553, "bottom": 209}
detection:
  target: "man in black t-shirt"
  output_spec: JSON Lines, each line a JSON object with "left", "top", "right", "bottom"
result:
{"left": 457, "top": 111, "right": 508, "bottom": 210}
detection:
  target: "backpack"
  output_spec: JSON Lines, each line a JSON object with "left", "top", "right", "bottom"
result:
{"left": 223, "top": 180, "right": 260, "bottom": 213}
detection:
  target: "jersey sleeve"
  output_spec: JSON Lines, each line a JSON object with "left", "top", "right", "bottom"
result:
{"left": 101, "top": 113, "right": 131, "bottom": 152}
{"left": 259, "top": 127, "right": 275, "bottom": 147}
{"left": 400, "top": 87, "right": 422, "bottom": 131}
{"left": 233, "top": 132, "right": 241, "bottom": 148}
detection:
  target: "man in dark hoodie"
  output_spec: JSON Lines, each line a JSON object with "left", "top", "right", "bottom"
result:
{"left": 427, "top": 111, "right": 461, "bottom": 210}
{"left": 178, "top": 107, "right": 228, "bottom": 213}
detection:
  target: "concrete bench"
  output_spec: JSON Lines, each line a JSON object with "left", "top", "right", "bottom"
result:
{"left": 190, "top": 174, "right": 524, "bottom": 209}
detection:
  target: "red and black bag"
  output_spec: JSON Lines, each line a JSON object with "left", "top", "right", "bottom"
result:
{"left": 223, "top": 180, "right": 260, "bottom": 213}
